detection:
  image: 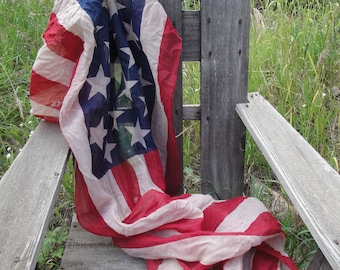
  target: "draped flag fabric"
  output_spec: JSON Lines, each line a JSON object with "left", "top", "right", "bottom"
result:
{"left": 30, "top": 0, "right": 297, "bottom": 269}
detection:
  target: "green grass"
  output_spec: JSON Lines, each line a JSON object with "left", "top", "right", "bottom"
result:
{"left": 245, "top": 2, "right": 339, "bottom": 266}
{"left": 248, "top": 0, "right": 339, "bottom": 267}
{"left": 0, "top": 0, "right": 54, "bottom": 176}
{"left": 247, "top": 0, "right": 340, "bottom": 178}
{"left": 0, "top": 0, "right": 339, "bottom": 269}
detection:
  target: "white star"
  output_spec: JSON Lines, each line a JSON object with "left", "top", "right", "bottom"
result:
{"left": 103, "top": 41, "right": 110, "bottom": 64}
{"left": 109, "top": 110, "right": 125, "bottom": 131}
{"left": 125, "top": 120, "right": 150, "bottom": 149}
{"left": 102, "top": 0, "right": 108, "bottom": 9}
{"left": 120, "top": 47, "right": 136, "bottom": 69}
{"left": 87, "top": 65, "right": 111, "bottom": 100}
{"left": 96, "top": 25, "right": 104, "bottom": 33}
{"left": 89, "top": 117, "right": 107, "bottom": 150}
{"left": 106, "top": 0, "right": 120, "bottom": 16}
{"left": 139, "top": 96, "right": 148, "bottom": 117}
{"left": 123, "top": 21, "right": 140, "bottom": 43}
{"left": 116, "top": 2, "right": 126, "bottom": 11}
{"left": 138, "top": 67, "right": 153, "bottom": 87}
{"left": 118, "top": 75, "right": 138, "bottom": 101}
{"left": 104, "top": 141, "right": 117, "bottom": 163}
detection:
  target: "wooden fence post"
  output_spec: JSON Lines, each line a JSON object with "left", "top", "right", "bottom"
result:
{"left": 200, "top": 0, "right": 250, "bottom": 199}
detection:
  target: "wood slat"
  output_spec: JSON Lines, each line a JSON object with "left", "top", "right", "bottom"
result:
{"left": 183, "top": 104, "right": 200, "bottom": 120}
{"left": 308, "top": 249, "right": 332, "bottom": 270}
{"left": 0, "top": 121, "right": 69, "bottom": 270}
{"left": 236, "top": 93, "right": 340, "bottom": 269}
{"left": 182, "top": 11, "right": 200, "bottom": 61}
{"left": 61, "top": 215, "right": 145, "bottom": 269}
{"left": 159, "top": 4, "right": 201, "bottom": 61}
{"left": 200, "top": 0, "right": 250, "bottom": 199}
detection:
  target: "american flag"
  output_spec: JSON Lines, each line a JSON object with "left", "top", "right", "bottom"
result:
{"left": 30, "top": 0, "right": 297, "bottom": 269}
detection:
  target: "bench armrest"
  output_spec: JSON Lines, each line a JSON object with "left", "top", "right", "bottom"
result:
{"left": 236, "top": 93, "right": 340, "bottom": 269}
{"left": 0, "top": 121, "right": 69, "bottom": 270}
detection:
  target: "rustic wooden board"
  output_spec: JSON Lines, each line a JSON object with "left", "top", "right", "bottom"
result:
{"left": 308, "top": 248, "right": 332, "bottom": 270}
{"left": 200, "top": 0, "right": 250, "bottom": 199}
{"left": 236, "top": 93, "right": 340, "bottom": 269}
{"left": 183, "top": 104, "right": 200, "bottom": 120}
{"left": 0, "top": 121, "right": 69, "bottom": 270}
{"left": 182, "top": 11, "right": 200, "bottom": 61}
{"left": 60, "top": 215, "right": 145, "bottom": 269}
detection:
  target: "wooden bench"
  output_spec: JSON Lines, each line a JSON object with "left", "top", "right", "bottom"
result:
{"left": 0, "top": 0, "right": 339, "bottom": 269}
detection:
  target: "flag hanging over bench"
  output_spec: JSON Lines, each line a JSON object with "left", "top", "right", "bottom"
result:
{"left": 30, "top": 0, "right": 297, "bottom": 269}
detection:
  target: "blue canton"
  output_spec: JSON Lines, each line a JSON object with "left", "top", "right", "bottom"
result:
{"left": 78, "top": 0, "right": 157, "bottom": 179}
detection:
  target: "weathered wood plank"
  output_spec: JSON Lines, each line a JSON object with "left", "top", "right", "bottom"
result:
{"left": 200, "top": 0, "right": 250, "bottom": 199}
{"left": 0, "top": 121, "right": 69, "bottom": 270}
{"left": 61, "top": 215, "right": 145, "bottom": 269}
{"left": 182, "top": 11, "right": 200, "bottom": 61}
{"left": 308, "top": 248, "right": 332, "bottom": 270}
{"left": 183, "top": 104, "right": 200, "bottom": 120}
{"left": 236, "top": 93, "right": 340, "bottom": 269}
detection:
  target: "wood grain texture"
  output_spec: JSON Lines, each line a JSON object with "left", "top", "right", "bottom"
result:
{"left": 200, "top": 0, "right": 250, "bottom": 199}
{"left": 183, "top": 104, "right": 200, "bottom": 120}
{"left": 60, "top": 215, "right": 145, "bottom": 269}
{"left": 0, "top": 121, "right": 69, "bottom": 270}
{"left": 182, "top": 11, "right": 200, "bottom": 61}
{"left": 308, "top": 249, "right": 332, "bottom": 270}
{"left": 236, "top": 93, "right": 340, "bottom": 269}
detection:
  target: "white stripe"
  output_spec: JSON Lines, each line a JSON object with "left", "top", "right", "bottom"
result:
{"left": 184, "top": 193, "right": 216, "bottom": 211}
{"left": 53, "top": 0, "right": 95, "bottom": 39}
{"left": 58, "top": 0, "right": 94, "bottom": 176}
{"left": 33, "top": 46, "right": 75, "bottom": 86}
{"left": 159, "top": 259, "right": 183, "bottom": 270}
{"left": 30, "top": 100, "right": 60, "bottom": 118}
{"left": 89, "top": 170, "right": 132, "bottom": 222}
{"left": 55, "top": 0, "right": 95, "bottom": 115}
{"left": 128, "top": 154, "right": 163, "bottom": 195}
{"left": 222, "top": 254, "right": 246, "bottom": 269}
{"left": 122, "top": 233, "right": 281, "bottom": 265}
{"left": 101, "top": 192, "right": 204, "bottom": 236}
{"left": 265, "top": 236, "right": 289, "bottom": 257}
{"left": 216, "top": 197, "right": 268, "bottom": 233}
{"left": 140, "top": 0, "right": 169, "bottom": 173}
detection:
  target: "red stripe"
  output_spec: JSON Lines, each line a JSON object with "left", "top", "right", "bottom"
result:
{"left": 178, "top": 260, "right": 214, "bottom": 270}
{"left": 256, "top": 242, "right": 298, "bottom": 270}
{"left": 144, "top": 150, "right": 166, "bottom": 191}
{"left": 158, "top": 18, "right": 182, "bottom": 196}
{"left": 111, "top": 161, "right": 141, "bottom": 211}
{"left": 43, "top": 13, "right": 84, "bottom": 62}
{"left": 146, "top": 259, "right": 163, "bottom": 269}
{"left": 30, "top": 71, "right": 68, "bottom": 111}
{"left": 74, "top": 164, "right": 123, "bottom": 237}
{"left": 123, "top": 189, "right": 179, "bottom": 224}
{"left": 155, "top": 216, "right": 202, "bottom": 234}
{"left": 202, "top": 196, "right": 247, "bottom": 231}
{"left": 252, "top": 248, "right": 280, "bottom": 270}
{"left": 32, "top": 114, "right": 59, "bottom": 123}
{"left": 245, "top": 212, "right": 282, "bottom": 236}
